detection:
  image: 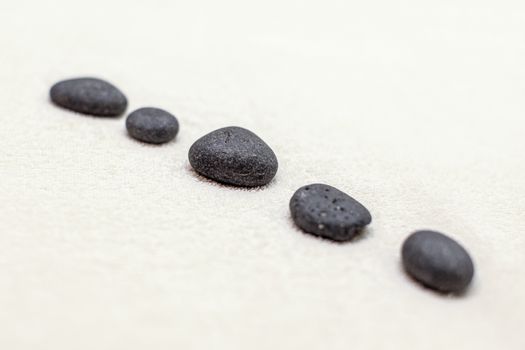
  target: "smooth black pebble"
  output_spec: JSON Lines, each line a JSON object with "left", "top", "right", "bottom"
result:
{"left": 50, "top": 77, "right": 127, "bottom": 116}
{"left": 290, "top": 184, "right": 372, "bottom": 242}
{"left": 126, "top": 107, "right": 179, "bottom": 144}
{"left": 402, "top": 230, "right": 474, "bottom": 293}
{"left": 188, "top": 126, "right": 278, "bottom": 187}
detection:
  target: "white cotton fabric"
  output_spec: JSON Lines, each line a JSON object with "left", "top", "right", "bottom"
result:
{"left": 0, "top": 1, "right": 524, "bottom": 349}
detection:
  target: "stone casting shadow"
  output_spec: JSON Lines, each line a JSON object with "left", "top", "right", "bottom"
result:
{"left": 398, "top": 261, "right": 473, "bottom": 299}
{"left": 185, "top": 163, "right": 276, "bottom": 192}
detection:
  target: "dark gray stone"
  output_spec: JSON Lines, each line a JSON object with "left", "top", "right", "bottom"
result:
{"left": 402, "top": 230, "right": 474, "bottom": 293}
{"left": 126, "top": 107, "right": 179, "bottom": 144}
{"left": 188, "top": 126, "right": 278, "bottom": 187}
{"left": 50, "top": 77, "right": 127, "bottom": 116}
{"left": 289, "top": 184, "right": 372, "bottom": 242}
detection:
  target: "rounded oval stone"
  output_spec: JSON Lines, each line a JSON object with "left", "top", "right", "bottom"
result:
{"left": 402, "top": 230, "right": 474, "bottom": 293}
{"left": 188, "top": 126, "right": 278, "bottom": 187}
{"left": 126, "top": 107, "right": 179, "bottom": 144}
{"left": 50, "top": 77, "right": 127, "bottom": 116}
{"left": 289, "top": 184, "right": 372, "bottom": 242}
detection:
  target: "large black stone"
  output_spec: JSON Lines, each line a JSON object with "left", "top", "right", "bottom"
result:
{"left": 188, "top": 126, "right": 278, "bottom": 187}
{"left": 290, "top": 184, "right": 372, "bottom": 242}
{"left": 402, "top": 230, "right": 474, "bottom": 293}
{"left": 126, "top": 107, "right": 179, "bottom": 144}
{"left": 50, "top": 77, "right": 127, "bottom": 116}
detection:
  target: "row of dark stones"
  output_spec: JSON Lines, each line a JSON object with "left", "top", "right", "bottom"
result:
{"left": 50, "top": 77, "right": 475, "bottom": 294}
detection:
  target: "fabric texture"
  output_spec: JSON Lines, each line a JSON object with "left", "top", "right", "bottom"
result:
{"left": 0, "top": 1, "right": 524, "bottom": 349}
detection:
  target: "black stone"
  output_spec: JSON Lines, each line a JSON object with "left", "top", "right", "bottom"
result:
{"left": 126, "top": 107, "right": 179, "bottom": 144}
{"left": 188, "top": 126, "right": 278, "bottom": 187}
{"left": 50, "top": 77, "right": 127, "bottom": 116}
{"left": 289, "top": 184, "right": 372, "bottom": 242}
{"left": 402, "top": 230, "right": 474, "bottom": 293}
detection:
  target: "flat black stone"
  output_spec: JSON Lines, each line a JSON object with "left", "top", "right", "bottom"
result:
{"left": 188, "top": 126, "right": 278, "bottom": 187}
{"left": 126, "top": 107, "right": 179, "bottom": 144}
{"left": 50, "top": 77, "right": 127, "bottom": 116}
{"left": 402, "top": 230, "right": 474, "bottom": 293}
{"left": 289, "top": 184, "right": 372, "bottom": 242}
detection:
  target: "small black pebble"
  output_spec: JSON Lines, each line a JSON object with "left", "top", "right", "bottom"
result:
{"left": 289, "top": 184, "right": 372, "bottom": 242}
{"left": 402, "top": 230, "right": 474, "bottom": 293}
{"left": 50, "top": 77, "right": 127, "bottom": 116}
{"left": 188, "top": 126, "right": 278, "bottom": 187}
{"left": 126, "top": 107, "right": 179, "bottom": 144}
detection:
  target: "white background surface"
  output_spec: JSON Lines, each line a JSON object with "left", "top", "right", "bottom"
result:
{"left": 1, "top": 1, "right": 524, "bottom": 349}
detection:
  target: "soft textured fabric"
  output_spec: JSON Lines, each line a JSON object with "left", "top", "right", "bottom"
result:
{"left": 0, "top": 1, "right": 523, "bottom": 349}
